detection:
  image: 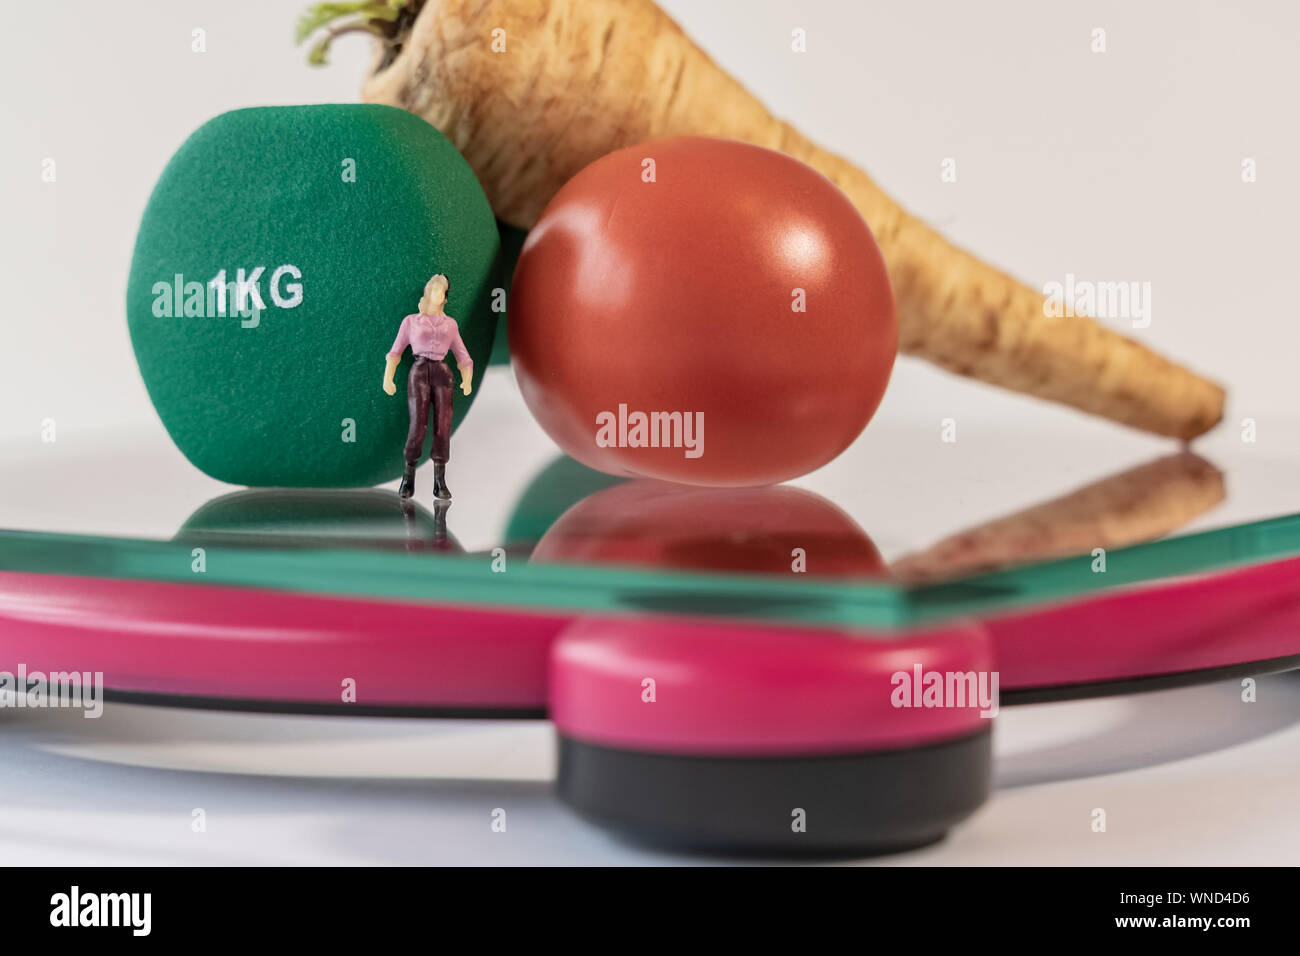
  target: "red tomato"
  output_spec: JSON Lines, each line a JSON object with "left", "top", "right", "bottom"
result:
{"left": 509, "top": 136, "right": 897, "bottom": 486}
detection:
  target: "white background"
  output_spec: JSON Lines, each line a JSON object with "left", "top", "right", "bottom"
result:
{"left": 3, "top": 0, "right": 1298, "bottom": 441}
{"left": 2, "top": 1, "right": 1300, "bottom": 865}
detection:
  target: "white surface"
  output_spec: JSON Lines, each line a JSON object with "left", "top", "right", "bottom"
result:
{"left": 3, "top": 0, "right": 1300, "bottom": 865}
{"left": 4, "top": 366, "right": 1300, "bottom": 562}
{"left": 3, "top": 674, "right": 1299, "bottom": 865}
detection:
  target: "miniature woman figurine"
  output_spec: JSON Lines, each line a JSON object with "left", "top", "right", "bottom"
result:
{"left": 382, "top": 274, "right": 473, "bottom": 500}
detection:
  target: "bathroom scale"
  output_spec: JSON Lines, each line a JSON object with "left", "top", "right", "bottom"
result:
{"left": 4, "top": 373, "right": 1300, "bottom": 850}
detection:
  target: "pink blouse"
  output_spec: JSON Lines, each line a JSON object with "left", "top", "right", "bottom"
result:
{"left": 387, "top": 313, "right": 472, "bottom": 368}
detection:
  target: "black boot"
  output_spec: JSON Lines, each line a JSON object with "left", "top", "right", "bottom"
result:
{"left": 432, "top": 462, "right": 451, "bottom": 501}
{"left": 397, "top": 464, "right": 416, "bottom": 499}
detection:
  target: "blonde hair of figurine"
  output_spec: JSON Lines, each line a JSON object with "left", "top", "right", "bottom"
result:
{"left": 418, "top": 274, "right": 449, "bottom": 315}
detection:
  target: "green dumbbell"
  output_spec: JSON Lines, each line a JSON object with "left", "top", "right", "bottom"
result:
{"left": 127, "top": 104, "right": 500, "bottom": 487}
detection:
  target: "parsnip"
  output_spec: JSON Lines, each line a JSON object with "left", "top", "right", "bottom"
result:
{"left": 307, "top": 0, "right": 1225, "bottom": 439}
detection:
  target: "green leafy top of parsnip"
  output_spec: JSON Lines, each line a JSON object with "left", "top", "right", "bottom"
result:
{"left": 297, "top": 0, "right": 417, "bottom": 66}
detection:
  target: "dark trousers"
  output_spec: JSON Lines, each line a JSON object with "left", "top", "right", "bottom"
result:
{"left": 404, "top": 357, "right": 454, "bottom": 465}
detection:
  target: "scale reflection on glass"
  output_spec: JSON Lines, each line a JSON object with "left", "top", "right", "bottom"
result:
{"left": 3, "top": 372, "right": 1300, "bottom": 852}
